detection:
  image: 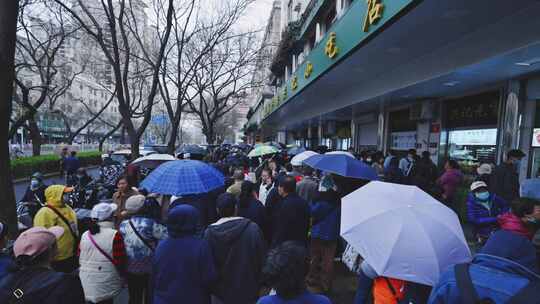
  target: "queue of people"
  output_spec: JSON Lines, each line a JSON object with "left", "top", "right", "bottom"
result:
{"left": 3, "top": 144, "right": 540, "bottom": 304}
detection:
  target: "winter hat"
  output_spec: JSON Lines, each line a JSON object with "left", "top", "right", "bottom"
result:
{"left": 470, "top": 181, "right": 488, "bottom": 192}
{"left": 91, "top": 203, "right": 118, "bottom": 221}
{"left": 476, "top": 164, "right": 492, "bottom": 176}
{"left": 13, "top": 226, "right": 64, "bottom": 258}
{"left": 125, "top": 194, "right": 146, "bottom": 214}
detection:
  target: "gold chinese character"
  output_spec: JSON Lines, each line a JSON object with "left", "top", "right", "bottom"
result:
{"left": 324, "top": 32, "right": 339, "bottom": 59}
{"left": 363, "top": 0, "right": 384, "bottom": 32}
{"left": 291, "top": 76, "right": 298, "bottom": 91}
{"left": 304, "top": 62, "right": 313, "bottom": 79}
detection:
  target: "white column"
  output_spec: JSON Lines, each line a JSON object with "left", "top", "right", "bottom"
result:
{"left": 336, "top": 0, "right": 343, "bottom": 18}
{"left": 292, "top": 55, "right": 297, "bottom": 73}
{"left": 315, "top": 23, "right": 321, "bottom": 43}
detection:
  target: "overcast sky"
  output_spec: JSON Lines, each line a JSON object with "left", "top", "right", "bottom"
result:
{"left": 238, "top": 0, "right": 274, "bottom": 31}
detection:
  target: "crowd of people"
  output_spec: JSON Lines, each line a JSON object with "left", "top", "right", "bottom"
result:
{"left": 1, "top": 145, "right": 540, "bottom": 304}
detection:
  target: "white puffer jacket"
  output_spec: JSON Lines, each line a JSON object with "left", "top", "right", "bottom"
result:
{"left": 79, "top": 221, "right": 123, "bottom": 303}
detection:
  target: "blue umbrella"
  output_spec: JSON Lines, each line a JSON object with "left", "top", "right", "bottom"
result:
{"left": 141, "top": 160, "right": 225, "bottom": 196}
{"left": 304, "top": 154, "right": 378, "bottom": 181}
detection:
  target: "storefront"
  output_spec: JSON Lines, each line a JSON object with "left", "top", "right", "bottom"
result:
{"left": 530, "top": 102, "right": 540, "bottom": 177}
{"left": 388, "top": 108, "right": 417, "bottom": 153}
{"left": 441, "top": 91, "right": 501, "bottom": 172}
{"left": 353, "top": 113, "right": 378, "bottom": 152}
{"left": 335, "top": 120, "right": 352, "bottom": 150}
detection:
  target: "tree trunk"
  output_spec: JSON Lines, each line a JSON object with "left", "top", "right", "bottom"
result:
{"left": 0, "top": 0, "right": 20, "bottom": 236}
{"left": 28, "top": 117, "right": 42, "bottom": 156}
{"left": 167, "top": 125, "right": 179, "bottom": 155}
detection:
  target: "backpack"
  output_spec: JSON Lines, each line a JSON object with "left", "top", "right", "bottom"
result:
{"left": 0, "top": 267, "right": 65, "bottom": 303}
{"left": 455, "top": 263, "right": 540, "bottom": 304}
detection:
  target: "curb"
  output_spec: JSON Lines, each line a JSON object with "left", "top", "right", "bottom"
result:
{"left": 13, "top": 165, "right": 100, "bottom": 185}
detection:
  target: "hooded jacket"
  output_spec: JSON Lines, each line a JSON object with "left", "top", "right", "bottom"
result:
{"left": 428, "top": 230, "right": 540, "bottom": 303}
{"left": 33, "top": 185, "right": 78, "bottom": 261}
{"left": 467, "top": 193, "right": 509, "bottom": 238}
{"left": 152, "top": 205, "right": 217, "bottom": 304}
{"left": 204, "top": 217, "right": 267, "bottom": 304}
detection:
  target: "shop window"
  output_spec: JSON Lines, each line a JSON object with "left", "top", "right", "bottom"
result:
{"left": 531, "top": 102, "right": 540, "bottom": 177}
{"left": 447, "top": 128, "right": 498, "bottom": 169}
{"left": 444, "top": 91, "right": 500, "bottom": 171}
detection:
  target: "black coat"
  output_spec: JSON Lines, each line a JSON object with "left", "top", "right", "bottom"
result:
{"left": 271, "top": 193, "right": 310, "bottom": 248}
{"left": 0, "top": 267, "right": 85, "bottom": 304}
{"left": 204, "top": 218, "right": 266, "bottom": 304}
{"left": 490, "top": 163, "right": 520, "bottom": 203}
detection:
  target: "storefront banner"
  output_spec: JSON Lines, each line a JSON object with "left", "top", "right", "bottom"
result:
{"left": 533, "top": 128, "right": 540, "bottom": 147}
{"left": 449, "top": 129, "right": 497, "bottom": 146}
{"left": 390, "top": 131, "right": 417, "bottom": 150}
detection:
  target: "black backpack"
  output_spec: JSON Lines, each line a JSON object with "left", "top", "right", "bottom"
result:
{"left": 455, "top": 263, "right": 540, "bottom": 304}
{"left": 0, "top": 267, "right": 65, "bottom": 303}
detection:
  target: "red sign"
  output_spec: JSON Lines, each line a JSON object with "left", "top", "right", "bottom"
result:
{"left": 430, "top": 123, "right": 441, "bottom": 133}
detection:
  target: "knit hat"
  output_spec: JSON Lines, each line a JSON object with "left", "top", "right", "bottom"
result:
{"left": 91, "top": 203, "right": 118, "bottom": 221}
{"left": 476, "top": 164, "right": 492, "bottom": 176}
{"left": 470, "top": 181, "right": 488, "bottom": 192}
{"left": 125, "top": 194, "right": 146, "bottom": 214}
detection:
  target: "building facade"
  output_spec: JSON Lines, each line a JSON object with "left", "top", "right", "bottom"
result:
{"left": 247, "top": 0, "right": 540, "bottom": 180}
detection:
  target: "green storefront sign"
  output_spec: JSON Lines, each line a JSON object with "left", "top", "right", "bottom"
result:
{"left": 263, "top": 0, "right": 417, "bottom": 119}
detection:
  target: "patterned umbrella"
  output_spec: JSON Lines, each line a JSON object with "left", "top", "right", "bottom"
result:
{"left": 141, "top": 160, "right": 225, "bottom": 196}
{"left": 248, "top": 145, "right": 279, "bottom": 158}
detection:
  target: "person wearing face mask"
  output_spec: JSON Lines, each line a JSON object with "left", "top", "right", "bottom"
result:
{"left": 467, "top": 181, "right": 509, "bottom": 246}
{"left": 490, "top": 149, "right": 526, "bottom": 204}
{"left": 497, "top": 197, "right": 540, "bottom": 240}
{"left": 33, "top": 185, "right": 79, "bottom": 273}
{"left": 74, "top": 168, "right": 93, "bottom": 189}
{"left": 399, "top": 149, "right": 417, "bottom": 178}
{"left": 22, "top": 172, "right": 47, "bottom": 205}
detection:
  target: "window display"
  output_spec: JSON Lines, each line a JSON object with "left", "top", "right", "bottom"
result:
{"left": 448, "top": 128, "right": 498, "bottom": 167}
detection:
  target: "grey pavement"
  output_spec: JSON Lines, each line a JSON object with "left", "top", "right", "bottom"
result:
{"left": 14, "top": 167, "right": 100, "bottom": 202}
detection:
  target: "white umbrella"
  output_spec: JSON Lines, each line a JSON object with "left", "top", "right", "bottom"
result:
{"left": 132, "top": 153, "right": 176, "bottom": 168}
{"left": 326, "top": 151, "right": 355, "bottom": 158}
{"left": 341, "top": 181, "right": 471, "bottom": 286}
{"left": 290, "top": 150, "right": 319, "bottom": 166}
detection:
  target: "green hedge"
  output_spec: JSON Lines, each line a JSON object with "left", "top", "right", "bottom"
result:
{"left": 11, "top": 151, "right": 102, "bottom": 180}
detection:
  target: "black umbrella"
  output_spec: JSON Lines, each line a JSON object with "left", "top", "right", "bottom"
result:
{"left": 177, "top": 145, "right": 208, "bottom": 156}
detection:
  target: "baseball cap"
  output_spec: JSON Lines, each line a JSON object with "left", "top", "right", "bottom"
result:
{"left": 470, "top": 181, "right": 488, "bottom": 192}
{"left": 125, "top": 195, "right": 146, "bottom": 214}
{"left": 216, "top": 193, "right": 236, "bottom": 210}
{"left": 91, "top": 203, "right": 118, "bottom": 221}
{"left": 13, "top": 226, "right": 64, "bottom": 258}
{"left": 476, "top": 164, "right": 492, "bottom": 176}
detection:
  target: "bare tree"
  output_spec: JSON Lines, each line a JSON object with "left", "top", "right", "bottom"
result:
{"left": 188, "top": 31, "right": 261, "bottom": 144}
{"left": 54, "top": 87, "right": 117, "bottom": 144}
{"left": 53, "top": 0, "right": 176, "bottom": 157}
{"left": 158, "top": 0, "right": 254, "bottom": 153}
{"left": 10, "top": 0, "right": 79, "bottom": 156}
{"left": 0, "top": 0, "right": 20, "bottom": 235}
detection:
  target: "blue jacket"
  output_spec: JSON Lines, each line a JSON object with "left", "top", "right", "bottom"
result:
{"left": 257, "top": 291, "right": 332, "bottom": 304}
{"left": 311, "top": 200, "right": 340, "bottom": 241}
{"left": 428, "top": 230, "right": 540, "bottom": 304}
{"left": 237, "top": 198, "right": 267, "bottom": 233}
{"left": 63, "top": 156, "right": 80, "bottom": 174}
{"left": 152, "top": 205, "right": 217, "bottom": 304}
{"left": 0, "top": 253, "right": 13, "bottom": 278}
{"left": 466, "top": 193, "right": 509, "bottom": 238}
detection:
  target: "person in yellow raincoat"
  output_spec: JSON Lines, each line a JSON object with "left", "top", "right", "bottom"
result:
{"left": 34, "top": 185, "right": 79, "bottom": 273}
